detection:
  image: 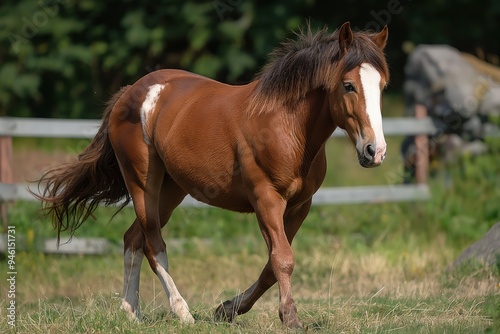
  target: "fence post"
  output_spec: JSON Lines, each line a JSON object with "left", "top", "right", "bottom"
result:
{"left": 414, "top": 104, "right": 429, "bottom": 184}
{"left": 0, "top": 136, "right": 13, "bottom": 232}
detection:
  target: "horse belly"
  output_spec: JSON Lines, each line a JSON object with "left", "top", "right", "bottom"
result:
{"left": 161, "top": 137, "right": 253, "bottom": 212}
{"left": 174, "top": 167, "right": 253, "bottom": 212}
{"left": 189, "top": 165, "right": 252, "bottom": 212}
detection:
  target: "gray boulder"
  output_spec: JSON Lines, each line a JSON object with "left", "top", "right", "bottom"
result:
{"left": 404, "top": 45, "right": 480, "bottom": 118}
{"left": 404, "top": 44, "right": 500, "bottom": 129}
{"left": 452, "top": 222, "right": 500, "bottom": 268}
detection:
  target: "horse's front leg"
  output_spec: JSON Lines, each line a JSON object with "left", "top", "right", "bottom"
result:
{"left": 214, "top": 261, "right": 275, "bottom": 323}
{"left": 256, "top": 192, "right": 302, "bottom": 328}
{"left": 215, "top": 190, "right": 308, "bottom": 328}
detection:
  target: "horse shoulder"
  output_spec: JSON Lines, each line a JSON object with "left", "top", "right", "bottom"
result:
{"left": 236, "top": 136, "right": 304, "bottom": 203}
{"left": 285, "top": 144, "right": 328, "bottom": 205}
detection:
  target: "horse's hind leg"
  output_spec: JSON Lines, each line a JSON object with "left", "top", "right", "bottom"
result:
{"left": 117, "top": 144, "right": 193, "bottom": 323}
{"left": 152, "top": 175, "right": 192, "bottom": 322}
{"left": 122, "top": 176, "right": 188, "bottom": 320}
{"left": 121, "top": 219, "right": 144, "bottom": 320}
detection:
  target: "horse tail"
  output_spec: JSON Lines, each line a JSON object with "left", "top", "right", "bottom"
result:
{"left": 32, "top": 86, "right": 131, "bottom": 245}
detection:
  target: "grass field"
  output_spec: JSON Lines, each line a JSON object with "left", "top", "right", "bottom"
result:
{"left": 1, "top": 235, "right": 499, "bottom": 333}
{"left": 1, "top": 244, "right": 498, "bottom": 333}
{"left": 1, "top": 95, "right": 499, "bottom": 333}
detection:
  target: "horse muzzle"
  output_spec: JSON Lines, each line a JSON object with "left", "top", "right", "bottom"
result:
{"left": 357, "top": 142, "right": 386, "bottom": 168}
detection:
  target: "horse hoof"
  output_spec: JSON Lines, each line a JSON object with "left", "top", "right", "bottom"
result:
{"left": 179, "top": 312, "right": 195, "bottom": 324}
{"left": 284, "top": 318, "right": 303, "bottom": 330}
{"left": 214, "top": 300, "right": 237, "bottom": 323}
{"left": 121, "top": 300, "right": 141, "bottom": 322}
{"left": 170, "top": 299, "right": 195, "bottom": 324}
{"left": 280, "top": 309, "right": 303, "bottom": 329}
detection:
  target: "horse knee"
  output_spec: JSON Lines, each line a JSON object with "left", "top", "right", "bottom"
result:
{"left": 271, "top": 250, "right": 295, "bottom": 277}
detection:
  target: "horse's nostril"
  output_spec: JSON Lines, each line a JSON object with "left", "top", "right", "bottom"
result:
{"left": 366, "top": 144, "right": 376, "bottom": 158}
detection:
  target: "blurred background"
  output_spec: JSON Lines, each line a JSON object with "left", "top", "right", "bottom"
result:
{"left": 0, "top": 1, "right": 499, "bottom": 332}
{"left": 0, "top": 0, "right": 499, "bottom": 118}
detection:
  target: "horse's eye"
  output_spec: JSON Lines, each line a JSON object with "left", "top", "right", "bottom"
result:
{"left": 343, "top": 82, "right": 356, "bottom": 93}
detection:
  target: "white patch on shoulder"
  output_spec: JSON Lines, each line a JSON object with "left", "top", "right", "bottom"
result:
{"left": 359, "top": 63, "right": 386, "bottom": 161}
{"left": 141, "top": 84, "right": 165, "bottom": 145}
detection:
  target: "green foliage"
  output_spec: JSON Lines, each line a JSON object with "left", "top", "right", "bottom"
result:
{"left": 424, "top": 138, "right": 500, "bottom": 243}
{"left": 1, "top": 0, "right": 499, "bottom": 118}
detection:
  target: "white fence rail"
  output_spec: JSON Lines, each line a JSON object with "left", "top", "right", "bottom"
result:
{"left": 0, "top": 116, "right": 437, "bottom": 207}
{"left": 0, "top": 116, "right": 437, "bottom": 138}
{"left": 0, "top": 183, "right": 431, "bottom": 206}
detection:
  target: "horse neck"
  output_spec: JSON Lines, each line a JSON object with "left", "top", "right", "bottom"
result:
{"left": 288, "top": 88, "right": 336, "bottom": 163}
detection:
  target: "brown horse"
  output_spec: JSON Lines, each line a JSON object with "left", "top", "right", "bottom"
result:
{"left": 34, "top": 22, "right": 389, "bottom": 328}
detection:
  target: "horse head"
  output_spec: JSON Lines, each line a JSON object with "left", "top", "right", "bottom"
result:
{"left": 329, "top": 22, "right": 389, "bottom": 168}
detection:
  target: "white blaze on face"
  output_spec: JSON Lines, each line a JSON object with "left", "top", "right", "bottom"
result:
{"left": 141, "top": 84, "right": 165, "bottom": 145}
{"left": 359, "top": 63, "right": 386, "bottom": 163}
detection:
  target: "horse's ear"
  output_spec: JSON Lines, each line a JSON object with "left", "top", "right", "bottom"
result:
{"left": 373, "top": 25, "right": 389, "bottom": 50}
{"left": 338, "top": 22, "right": 353, "bottom": 56}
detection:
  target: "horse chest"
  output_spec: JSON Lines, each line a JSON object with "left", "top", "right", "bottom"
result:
{"left": 246, "top": 147, "right": 327, "bottom": 205}
{"left": 285, "top": 149, "right": 328, "bottom": 204}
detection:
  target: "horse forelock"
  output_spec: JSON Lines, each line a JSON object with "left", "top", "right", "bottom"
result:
{"left": 340, "top": 34, "right": 390, "bottom": 85}
{"left": 247, "top": 25, "right": 389, "bottom": 116}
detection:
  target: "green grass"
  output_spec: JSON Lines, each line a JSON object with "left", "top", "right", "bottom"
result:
{"left": 1, "top": 243, "right": 498, "bottom": 333}
{"left": 4, "top": 295, "right": 497, "bottom": 333}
